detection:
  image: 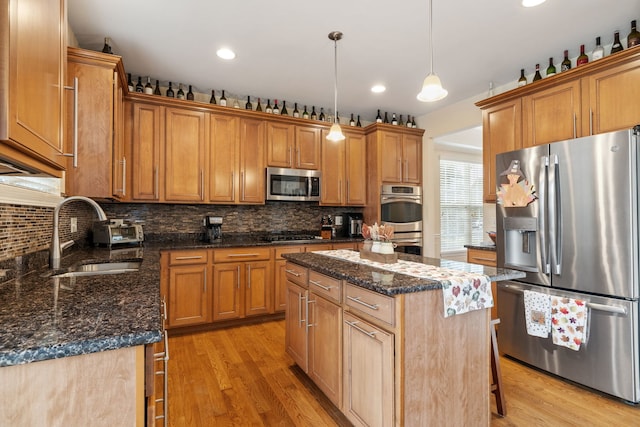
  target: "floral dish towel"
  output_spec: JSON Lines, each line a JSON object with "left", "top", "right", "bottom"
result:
{"left": 551, "top": 296, "right": 589, "bottom": 351}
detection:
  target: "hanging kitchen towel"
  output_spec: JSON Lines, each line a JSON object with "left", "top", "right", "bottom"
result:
{"left": 523, "top": 290, "right": 551, "bottom": 338}
{"left": 440, "top": 275, "right": 493, "bottom": 318}
{"left": 550, "top": 296, "right": 589, "bottom": 351}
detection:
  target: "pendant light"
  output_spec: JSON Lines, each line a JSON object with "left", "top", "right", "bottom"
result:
{"left": 326, "top": 31, "right": 346, "bottom": 142}
{"left": 416, "top": 0, "right": 448, "bottom": 102}
{"left": 522, "top": 0, "right": 546, "bottom": 7}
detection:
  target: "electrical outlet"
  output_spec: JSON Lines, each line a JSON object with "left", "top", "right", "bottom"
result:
{"left": 70, "top": 217, "right": 78, "bottom": 233}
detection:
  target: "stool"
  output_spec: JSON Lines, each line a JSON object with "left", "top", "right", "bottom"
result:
{"left": 490, "top": 318, "right": 506, "bottom": 417}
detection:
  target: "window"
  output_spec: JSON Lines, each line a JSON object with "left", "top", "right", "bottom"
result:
{"left": 440, "top": 159, "right": 483, "bottom": 253}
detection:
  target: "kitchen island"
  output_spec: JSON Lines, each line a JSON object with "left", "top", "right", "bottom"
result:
{"left": 282, "top": 250, "right": 524, "bottom": 427}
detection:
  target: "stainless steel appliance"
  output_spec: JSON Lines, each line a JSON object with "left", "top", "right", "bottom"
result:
{"left": 204, "top": 215, "right": 223, "bottom": 241}
{"left": 266, "top": 167, "right": 320, "bottom": 201}
{"left": 92, "top": 219, "right": 144, "bottom": 247}
{"left": 380, "top": 184, "right": 422, "bottom": 255}
{"left": 345, "top": 212, "right": 363, "bottom": 237}
{"left": 496, "top": 126, "right": 640, "bottom": 403}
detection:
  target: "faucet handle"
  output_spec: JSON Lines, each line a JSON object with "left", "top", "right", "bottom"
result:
{"left": 61, "top": 240, "right": 75, "bottom": 251}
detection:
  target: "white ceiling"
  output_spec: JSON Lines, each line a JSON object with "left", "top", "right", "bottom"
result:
{"left": 68, "top": 0, "right": 640, "bottom": 125}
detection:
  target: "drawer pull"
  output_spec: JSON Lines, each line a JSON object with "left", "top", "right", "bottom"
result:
{"left": 285, "top": 269, "right": 301, "bottom": 277}
{"left": 347, "top": 295, "right": 379, "bottom": 311}
{"left": 227, "top": 253, "right": 260, "bottom": 257}
{"left": 175, "top": 255, "right": 204, "bottom": 260}
{"left": 345, "top": 320, "right": 377, "bottom": 338}
{"left": 472, "top": 257, "right": 496, "bottom": 263}
{"left": 309, "top": 279, "right": 332, "bottom": 291}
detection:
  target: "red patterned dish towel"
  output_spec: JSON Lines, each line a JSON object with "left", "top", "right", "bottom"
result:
{"left": 550, "top": 296, "right": 589, "bottom": 351}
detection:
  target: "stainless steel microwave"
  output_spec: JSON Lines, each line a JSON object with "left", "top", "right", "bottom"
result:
{"left": 266, "top": 167, "right": 321, "bottom": 201}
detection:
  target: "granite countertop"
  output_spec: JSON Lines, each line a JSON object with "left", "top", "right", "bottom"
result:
{"left": 464, "top": 243, "right": 497, "bottom": 251}
{"left": 0, "top": 234, "right": 360, "bottom": 368}
{"left": 283, "top": 251, "right": 524, "bottom": 296}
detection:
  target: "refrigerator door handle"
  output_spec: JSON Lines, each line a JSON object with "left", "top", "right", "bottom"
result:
{"left": 539, "top": 156, "right": 549, "bottom": 274}
{"left": 549, "top": 154, "right": 562, "bottom": 275}
{"left": 586, "top": 302, "right": 628, "bottom": 316}
{"left": 500, "top": 283, "right": 525, "bottom": 294}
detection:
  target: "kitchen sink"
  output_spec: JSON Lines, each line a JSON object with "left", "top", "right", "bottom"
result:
{"left": 44, "top": 260, "right": 142, "bottom": 278}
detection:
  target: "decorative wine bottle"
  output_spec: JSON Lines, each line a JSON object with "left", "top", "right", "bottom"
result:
{"left": 186, "top": 85, "right": 194, "bottom": 100}
{"left": 209, "top": 90, "right": 216, "bottom": 104}
{"left": 256, "top": 98, "right": 262, "bottom": 111}
{"left": 273, "top": 100, "right": 280, "bottom": 115}
{"left": 281, "top": 100, "right": 288, "bottom": 115}
{"left": 176, "top": 84, "right": 185, "bottom": 100}
{"left": 319, "top": 108, "right": 325, "bottom": 121}
{"left": 356, "top": 115, "right": 362, "bottom": 127}
{"left": 576, "top": 44, "right": 589, "bottom": 66}
{"left": 376, "top": 109, "right": 382, "bottom": 123}
{"left": 545, "top": 58, "right": 556, "bottom": 77}
{"left": 293, "top": 103, "right": 300, "bottom": 118}
{"left": 265, "top": 99, "right": 273, "bottom": 113}
{"left": 153, "top": 80, "right": 161, "bottom": 95}
{"left": 391, "top": 113, "right": 398, "bottom": 125}
{"left": 349, "top": 114, "right": 355, "bottom": 126}
{"left": 135, "top": 76, "right": 144, "bottom": 93}
{"left": 628, "top": 20, "right": 640, "bottom": 47}
{"left": 166, "top": 82, "right": 175, "bottom": 98}
{"left": 533, "top": 64, "right": 542, "bottom": 81}
{"left": 302, "top": 105, "right": 309, "bottom": 119}
{"left": 591, "top": 37, "right": 605, "bottom": 61}
{"left": 310, "top": 106, "right": 317, "bottom": 120}
{"left": 561, "top": 50, "right": 571, "bottom": 71}
{"left": 245, "top": 96, "right": 253, "bottom": 110}
{"left": 220, "top": 90, "right": 227, "bottom": 106}
{"left": 101, "top": 37, "right": 113, "bottom": 54}
{"left": 127, "top": 73, "right": 134, "bottom": 92}
{"left": 611, "top": 31, "right": 624, "bottom": 54}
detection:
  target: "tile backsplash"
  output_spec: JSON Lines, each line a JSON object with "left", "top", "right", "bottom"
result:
{"left": 0, "top": 201, "right": 362, "bottom": 262}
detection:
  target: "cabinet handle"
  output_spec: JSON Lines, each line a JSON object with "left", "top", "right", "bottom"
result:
{"left": 203, "top": 268, "right": 207, "bottom": 293}
{"left": 237, "top": 266, "right": 241, "bottom": 289}
{"left": 63, "top": 77, "right": 79, "bottom": 167}
{"left": 200, "top": 169, "right": 204, "bottom": 201}
{"left": 347, "top": 295, "right": 379, "bottom": 310}
{"left": 346, "top": 180, "right": 350, "bottom": 201}
{"left": 573, "top": 113, "right": 577, "bottom": 139}
{"left": 397, "top": 159, "right": 402, "bottom": 179}
{"left": 309, "top": 279, "right": 332, "bottom": 291}
{"left": 306, "top": 298, "right": 315, "bottom": 328}
{"left": 298, "top": 294, "right": 306, "bottom": 325}
{"left": 227, "top": 253, "right": 260, "bottom": 257}
{"left": 231, "top": 172, "right": 235, "bottom": 201}
{"left": 471, "top": 257, "right": 496, "bottom": 263}
{"left": 121, "top": 157, "right": 126, "bottom": 196}
{"left": 589, "top": 108, "right": 593, "bottom": 135}
{"left": 154, "top": 167, "right": 159, "bottom": 199}
{"left": 175, "top": 255, "right": 204, "bottom": 260}
{"left": 161, "top": 297, "right": 167, "bottom": 322}
{"left": 404, "top": 159, "right": 409, "bottom": 181}
{"left": 296, "top": 147, "right": 300, "bottom": 167}
{"left": 241, "top": 171, "right": 245, "bottom": 201}
{"left": 289, "top": 146, "right": 293, "bottom": 167}
{"left": 285, "top": 269, "right": 301, "bottom": 277}
{"left": 345, "top": 319, "right": 377, "bottom": 338}
{"left": 339, "top": 180, "right": 342, "bottom": 202}
{"left": 247, "top": 265, "right": 251, "bottom": 289}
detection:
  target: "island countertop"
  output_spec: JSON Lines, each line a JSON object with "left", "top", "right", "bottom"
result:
{"left": 282, "top": 250, "right": 524, "bottom": 296}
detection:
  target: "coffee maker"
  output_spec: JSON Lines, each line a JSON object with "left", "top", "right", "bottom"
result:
{"left": 344, "top": 213, "right": 364, "bottom": 237}
{"left": 204, "top": 216, "right": 223, "bottom": 242}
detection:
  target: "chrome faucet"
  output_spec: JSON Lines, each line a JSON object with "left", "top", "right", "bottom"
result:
{"left": 50, "top": 196, "right": 108, "bottom": 269}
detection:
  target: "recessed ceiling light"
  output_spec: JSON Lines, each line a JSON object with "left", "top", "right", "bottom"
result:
{"left": 216, "top": 48, "right": 236, "bottom": 60}
{"left": 371, "top": 85, "right": 386, "bottom": 93}
{"left": 522, "top": 0, "right": 546, "bottom": 7}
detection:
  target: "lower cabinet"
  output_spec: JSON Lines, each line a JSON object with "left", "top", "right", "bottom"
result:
{"left": 285, "top": 279, "right": 308, "bottom": 370}
{"left": 162, "top": 250, "right": 211, "bottom": 328}
{"left": 343, "top": 312, "right": 394, "bottom": 427}
{"left": 273, "top": 246, "right": 305, "bottom": 313}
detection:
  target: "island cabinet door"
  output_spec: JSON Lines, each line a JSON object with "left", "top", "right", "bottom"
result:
{"left": 285, "top": 281, "right": 308, "bottom": 372}
{"left": 307, "top": 293, "right": 342, "bottom": 407}
{"left": 343, "top": 312, "right": 394, "bottom": 427}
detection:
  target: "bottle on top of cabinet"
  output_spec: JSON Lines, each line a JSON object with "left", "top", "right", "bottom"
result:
{"left": 592, "top": 37, "right": 605, "bottom": 61}
{"left": 576, "top": 44, "right": 589, "bottom": 66}
{"left": 561, "top": 50, "right": 571, "bottom": 71}
{"left": 611, "top": 31, "right": 624, "bottom": 54}
{"left": 628, "top": 20, "right": 640, "bottom": 47}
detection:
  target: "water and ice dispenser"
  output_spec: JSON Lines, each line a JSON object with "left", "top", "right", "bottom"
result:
{"left": 503, "top": 216, "right": 538, "bottom": 272}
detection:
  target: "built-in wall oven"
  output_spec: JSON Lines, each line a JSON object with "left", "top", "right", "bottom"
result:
{"left": 380, "top": 184, "right": 423, "bottom": 255}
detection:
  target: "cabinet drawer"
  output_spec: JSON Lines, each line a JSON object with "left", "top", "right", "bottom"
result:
{"left": 467, "top": 248, "right": 497, "bottom": 267}
{"left": 274, "top": 245, "right": 305, "bottom": 260}
{"left": 213, "top": 247, "right": 271, "bottom": 262}
{"left": 306, "top": 243, "right": 333, "bottom": 252}
{"left": 345, "top": 284, "right": 395, "bottom": 327}
{"left": 285, "top": 262, "right": 308, "bottom": 286}
{"left": 168, "top": 249, "right": 208, "bottom": 265}
{"left": 308, "top": 271, "right": 342, "bottom": 303}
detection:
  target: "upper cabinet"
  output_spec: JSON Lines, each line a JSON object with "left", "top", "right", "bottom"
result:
{"left": 266, "top": 122, "right": 320, "bottom": 169}
{"left": 320, "top": 130, "right": 366, "bottom": 206}
{"left": 0, "top": 0, "right": 67, "bottom": 176}
{"left": 129, "top": 101, "right": 163, "bottom": 201}
{"left": 65, "top": 48, "right": 127, "bottom": 199}
{"left": 477, "top": 47, "right": 640, "bottom": 202}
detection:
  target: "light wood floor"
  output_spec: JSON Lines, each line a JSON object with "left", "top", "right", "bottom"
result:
{"left": 167, "top": 320, "right": 639, "bottom": 426}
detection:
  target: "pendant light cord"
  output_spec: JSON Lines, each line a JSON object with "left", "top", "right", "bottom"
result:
{"left": 333, "top": 37, "right": 339, "bottom": 123}
{"left": 429, "top": 0, "right": 434, "bottom": 75}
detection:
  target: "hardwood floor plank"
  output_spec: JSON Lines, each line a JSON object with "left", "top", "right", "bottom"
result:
{"left": 167, "top": 320, "right": 639, "bottom": 427}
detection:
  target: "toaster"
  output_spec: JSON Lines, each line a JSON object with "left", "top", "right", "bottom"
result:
{"left": 93, "top": 219, "right": 144, "bottom": 247}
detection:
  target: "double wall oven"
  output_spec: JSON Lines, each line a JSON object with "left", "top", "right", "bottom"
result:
{"left": 380, "top": 185, "right": 423, "bottom": 255}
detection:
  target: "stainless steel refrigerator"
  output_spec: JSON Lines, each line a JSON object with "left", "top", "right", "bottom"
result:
{"left": 495, "top": 126, "right": 640, "bottom": 403}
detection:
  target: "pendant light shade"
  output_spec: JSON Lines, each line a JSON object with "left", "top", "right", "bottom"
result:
{"left": 327, "top": 31, "right": 345, "bottom": 142}
{"left": 417, "top": 0, "right": 447, "bottom": 103}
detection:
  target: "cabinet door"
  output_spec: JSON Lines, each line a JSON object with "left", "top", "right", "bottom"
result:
{"left": 112, "top": 70, "right": 126, "bottom": 199}
{"left": 345, "top": 133, "right": 366, "bottom": 205}
{"left": 295, "top": 126, "right": 321, "bottom": 169}
{"left": 402, "top": 134, "right": 422, "bottom": 184}
{"left": 482, "top": 99, "right": 522, "bottom": 202}
{"left": 343, "top": 312, "right": 394, "bottom": 427}
{"left": 164, "top": 108, "right": 207, "bottom": 202}
{"left": 131, "top": 103, "right": 163, "bottom": 201}
{"left": 380, "top": 131, "right": 403, "bottom": 183}
{"left": 584, "top": 59, "right": 640, "bottom": 136}
{"left": 238, "top": 118, "right": 265, "bottom": 204}
{"left": 245, "top": 261, "right": 272, "bottom": 317}
{"left": 274, "top": 246, "right": 305, "bottom": 313}
{"left": 285, "top": 281, "right": 308, "bottom": 372}
{"left": 4, "top": 0, "right": 65, "bottom": 170}
{"left": 320, "top": 136, "right": 345, "bottom": 205}
{"left": 209, "top": 114, "right": 238, "bottom": 203}
{"left": 523, "top": 80, "right": 581, "bottom": 147}
{"left": 266, "top": 122, "right": 294, "bottom": 167}
{"left": 64, "top": 57, "right": 114, "bottom": 198}
{"left": 212, "top": 262, "right": 242, "bottom": 321}
{"left": 308, "top": 294, "right": 342, "bottom": 406}
{"left": 168, "top": 264, "right": 210, "bottom": 327}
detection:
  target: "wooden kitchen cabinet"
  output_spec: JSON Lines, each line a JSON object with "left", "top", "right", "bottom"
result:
{"left": 161, "top": 250, "right": 211, "bottom": 328}
{"left": 164, "top": 107, "right": 208, "bottom": 202}
{"left": 523, "top": 79, "right": 582, "bottom": 148}
{"left": 212, "top": 247, "right": 272, "bottom": 321}
{"left": 343, "top": 311, "right": 394, "bottom": 427}
{"left": 467, "top": 248, "right": 498, "bottom": 320}
{"left": 481, "top": 98, "right": 522, "bottom": 202}
{"left": 285, "top": 279, "right": 309, "bottom": 370}
{"left": 0, "top": 0, "right": 66, "bottom": 176}
{"left": 266, "top": 122, "right": 320, "bottom": 169}
{"left": 273, "top": 246, "right": 305, "bottom": 313}
{"left": 380, "top": 130, "right": 422, "bottom": 185}
{"left": 320, "top": 130, "right": 366, "bottom": 206}
{"left": 65, "top": 47, "right": 127, "bottom": 198}
{"left": 131, "top": 102, "right": 163, "bottom": 201}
